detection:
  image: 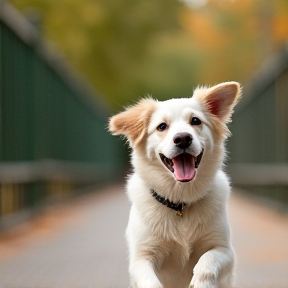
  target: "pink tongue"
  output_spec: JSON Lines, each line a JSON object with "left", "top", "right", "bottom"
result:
{"left": 172, "top": 153, "right": 196, "bottom": 182}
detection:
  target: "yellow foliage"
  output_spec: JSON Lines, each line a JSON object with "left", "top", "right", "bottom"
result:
{"left": 81, "top": 2, "right": 105, "bottom": 26}
{"left": 273, "top": 16, "right": 288, "bottom": 44}
{"left": 179, "top": 9, "right": 229, "bottom": 49}
{"left": 9, "top": 0, "right": 288, "bottom": 108}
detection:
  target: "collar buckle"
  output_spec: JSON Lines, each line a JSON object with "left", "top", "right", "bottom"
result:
{"left": 176, "top": 205, "right": 185, "bottom": 217}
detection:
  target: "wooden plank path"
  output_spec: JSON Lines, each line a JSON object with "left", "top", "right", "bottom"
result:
{"left": 0, "top": 184, "right": 287, "bottom": 288}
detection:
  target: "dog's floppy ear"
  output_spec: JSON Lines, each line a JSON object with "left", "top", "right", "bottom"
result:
{"left": 195, "top": 82, "right": 241, "bottom": 123}
{"left": 109, "top": 98, "right": 157, "bottom": 146}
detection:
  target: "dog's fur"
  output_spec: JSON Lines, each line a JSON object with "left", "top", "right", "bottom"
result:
{"left": 109, "top": 82, "right": 241, "bottom": 288}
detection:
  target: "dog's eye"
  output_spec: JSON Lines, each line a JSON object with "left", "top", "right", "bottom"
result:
{"left": 157, "top": 123, "right": 167, "bottom": 131}
{"left": 191, "top": 117, "right": 202, "bottom": 126}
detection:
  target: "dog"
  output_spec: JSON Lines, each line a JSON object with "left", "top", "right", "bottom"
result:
{"left": 109, "top": 82, "right": 241, "bottom": 288}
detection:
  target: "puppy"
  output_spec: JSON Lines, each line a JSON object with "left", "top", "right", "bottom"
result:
{"left": 109, "top": 82, "right": 241, "bottom": 288}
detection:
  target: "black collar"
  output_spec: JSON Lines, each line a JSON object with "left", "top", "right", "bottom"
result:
{"left": 150, "top": 189, "right": 186, "bottom": 217}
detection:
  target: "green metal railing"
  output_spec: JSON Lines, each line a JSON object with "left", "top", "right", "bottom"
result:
{"left": 0, "top": 3, "right": 123, "bottom": 226}
{"left": 228, "top": 45, "right": 288, "bottom": 206}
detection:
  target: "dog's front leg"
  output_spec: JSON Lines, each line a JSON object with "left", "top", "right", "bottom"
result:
{"left": 129, "top": 259, "right": 163, "bottom": 288}
{"left": 190, "top": 247, "right": 235, "bottom": 288}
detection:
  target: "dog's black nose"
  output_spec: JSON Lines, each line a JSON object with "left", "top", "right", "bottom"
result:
{"left": 173, "top": 132, "right": 192, "bottom": 149}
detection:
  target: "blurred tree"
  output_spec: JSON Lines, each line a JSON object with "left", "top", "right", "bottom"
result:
{"left": 179, "top": 0, "right": 288, "bottom": 85}
{"left": 11, "top": 0, "right": 187, "bottom": 108}
{"left": 10, "top": 0, "right": 288, "bottom": 109}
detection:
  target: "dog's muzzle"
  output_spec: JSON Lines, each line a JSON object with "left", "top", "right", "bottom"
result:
{"left": 160, "top": 151, "right": 203, "bottom": 182}
{"left": 160, "top": 132, "right": 203, "bottom": 182}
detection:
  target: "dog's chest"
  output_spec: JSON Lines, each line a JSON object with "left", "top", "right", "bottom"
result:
{"left": 156, "top": 207, "right": 204, "bottom": 246}
{"left": 153, "top": 211, "right": 207, "bottom": 287}
{"left": 156, "top": 228, "right": 199, "bottom": 288}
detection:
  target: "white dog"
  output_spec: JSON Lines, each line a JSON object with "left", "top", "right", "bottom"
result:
{"left": 109, "top": 82, "right": 241, "bottom": 288}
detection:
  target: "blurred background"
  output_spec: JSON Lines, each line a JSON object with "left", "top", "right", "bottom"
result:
{"left": 0, "top": 0, "right": 288, "bottom": 287}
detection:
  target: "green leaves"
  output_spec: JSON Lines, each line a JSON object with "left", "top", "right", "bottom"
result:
{"left": 11, "top": 0, "right": 288, "bottom": 110}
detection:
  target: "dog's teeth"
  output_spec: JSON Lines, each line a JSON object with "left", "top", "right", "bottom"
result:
{"left": 159, "top": 154, "right": 174, "bottom": 173}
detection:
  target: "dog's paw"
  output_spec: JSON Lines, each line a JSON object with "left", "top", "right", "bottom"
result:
{"left": 190, "top": 271, "right": 218, "bottom": 288}
{"left": 136, "top": 277, "right": 163, "bottom": 288}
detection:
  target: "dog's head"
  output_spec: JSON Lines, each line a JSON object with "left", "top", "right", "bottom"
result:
{"left": 109, "top": 82, "right": 241, "bottom": 185}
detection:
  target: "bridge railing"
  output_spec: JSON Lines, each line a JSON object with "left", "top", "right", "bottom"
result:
{"left": 228, "top": 44, "right": 288, "bottom": 206}
{"left": 0, "top": 2, "right": 124, "bottom": 228}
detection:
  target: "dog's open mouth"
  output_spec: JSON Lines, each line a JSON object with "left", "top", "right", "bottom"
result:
{"left": 159, "top": 150, "right": 203, "bottom": 182}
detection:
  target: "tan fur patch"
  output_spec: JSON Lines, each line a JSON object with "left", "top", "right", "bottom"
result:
{"left": 193, "top": 82, "right": 242, "bottom": 140}
{"left": 194, "top": 82, "right": 241, "bottom": 122}
{"left": 109, "top": 98, "right": 157, "bottom": 146}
